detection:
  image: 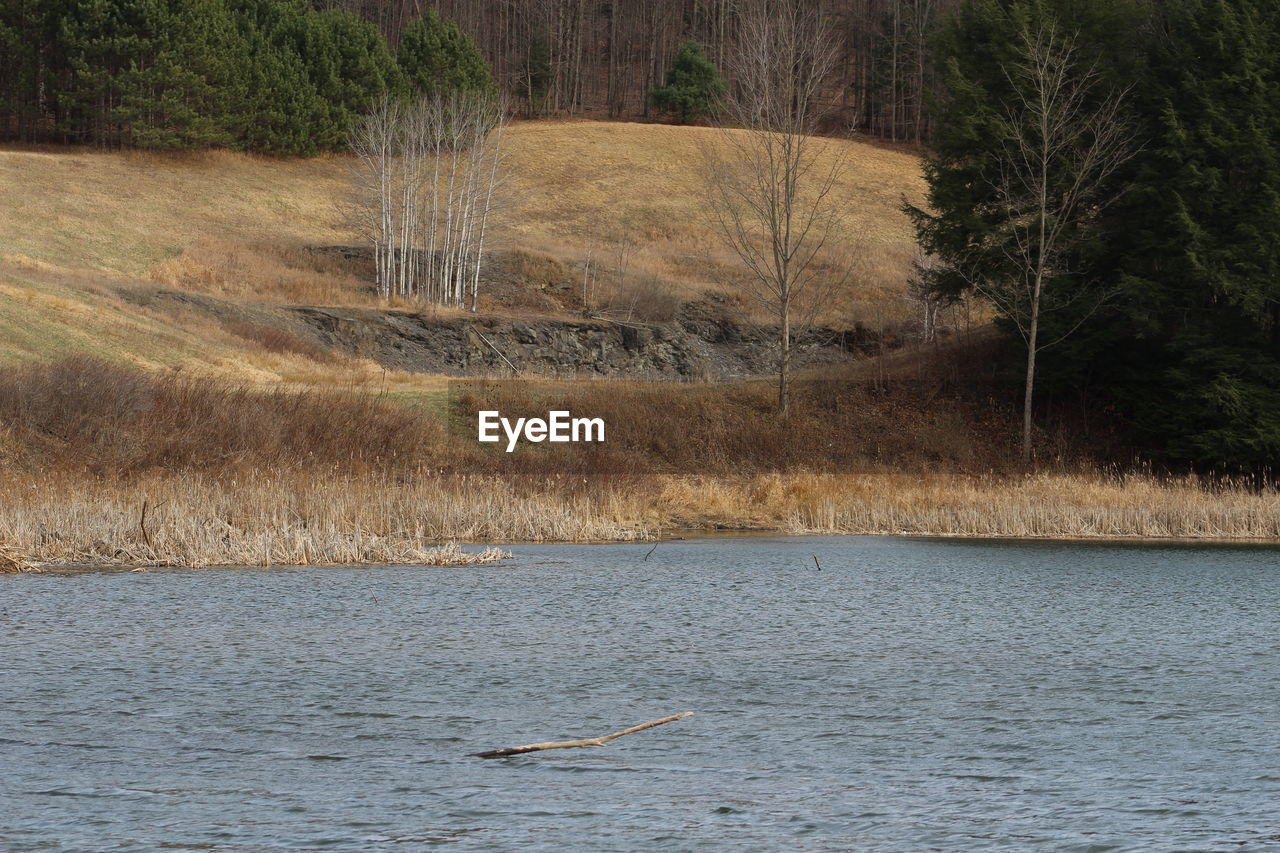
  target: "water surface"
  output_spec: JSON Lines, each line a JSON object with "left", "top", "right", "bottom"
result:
{"left": 3, "top": 536, "right": 1279, "bottom": 851}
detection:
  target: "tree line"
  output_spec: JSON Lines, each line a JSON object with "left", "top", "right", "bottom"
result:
{"left": 915, "top": 0, "right": 1280, "bottom": 470}
{"left": 295, "top": 0, "right": 957, "bottom": 139}
{"left": 0, "top": 0, "right": 491, "bottom": 153}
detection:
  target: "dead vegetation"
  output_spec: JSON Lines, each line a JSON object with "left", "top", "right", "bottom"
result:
{"left": 662, "top": 473, "right": 1280, "bottom": 540}
{"left": 5, "top": 466, "right": 1275, "bottom": 571}
{"left": 0, "top": 356, "right": 1275, "bottom": 571}
{"left": 146, "top": 239, "right": 375, "bottom": 306}
{"left": 0, "top": 121, "right": 926, "bottom": 324}
{"left": 0, "top": 472, "right": 644, "bottom": 569}
{"left": 0, "top": 357, "right": 431, "bottom": 475}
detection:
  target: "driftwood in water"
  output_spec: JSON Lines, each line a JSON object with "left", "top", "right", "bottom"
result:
{"left": 469, "top": 712, "right": 694, "bottom": 759}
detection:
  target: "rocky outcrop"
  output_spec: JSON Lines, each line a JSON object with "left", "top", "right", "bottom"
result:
{"left": 291, "top": 303, "right": 886, "bottom": 378}
{"left": 122, "top": 285, "right": 895, "bottom": 379}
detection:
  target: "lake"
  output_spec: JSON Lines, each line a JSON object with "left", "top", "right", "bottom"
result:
{"left": 2, "top": 536, "right": 1279, "bottom": 852}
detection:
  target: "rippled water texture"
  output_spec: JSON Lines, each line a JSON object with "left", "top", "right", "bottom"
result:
{"left": 3, "top": 536, "right": 1280, "bottom": 851}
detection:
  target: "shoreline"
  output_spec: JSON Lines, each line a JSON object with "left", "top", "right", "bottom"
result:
{"left": 9, "top": 527, "right": 1280, "bottom": 575}
{"left": 4, "top": 470, "right": 1278, "bottom": 573}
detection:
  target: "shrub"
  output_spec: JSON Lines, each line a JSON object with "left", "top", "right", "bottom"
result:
{"left": 650, "top": 41, "right": 727, "bottom": 124}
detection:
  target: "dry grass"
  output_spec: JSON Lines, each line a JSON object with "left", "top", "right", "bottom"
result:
{"left": 502, "top": 121, "right": 926, "bottom": 323}
{"left": 0, "top": 121, "right": 926, "bottom": 330}
{"left": 3, "top": 470, "right": 1275, "bottom": 571}
{"left": 0, "top": 471, "right": 645, "bottom": 569}
{"left": 0, "top": 360, "right": 1270, "bottom": 569}
{"left": 222, "top": 320, "right": 340, "bottom": 363}
{"left": 453, "top": 374, "right": 1015, "bottom": 476}
{"left": 146, "top": 239, "right": 374, "bottom": 306}
{"left": 659, "top": 473, "right": 1280, "bottom": 540}
{"left": 0, "top": 148, "right": 351, "bottom": 275}
{"left": 0, "top": 354, "right": 1016, "bottom": 479}
{"left": 0, "top": 357, "right": 432, "bottom": 475}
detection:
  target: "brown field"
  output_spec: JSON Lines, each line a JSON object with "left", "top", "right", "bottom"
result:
{"left": 0, "top": 120, "right": 926, "bottom": 377}
{"left": 0, "top": 120, "right": 924, "bottom": 285}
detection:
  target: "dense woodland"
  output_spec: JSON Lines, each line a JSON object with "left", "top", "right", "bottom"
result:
{"left": 0, "top": 0, "right": 947, "bottom": 149}
{"left": 1, "top": 0, "right": 1278, "bottom": 470}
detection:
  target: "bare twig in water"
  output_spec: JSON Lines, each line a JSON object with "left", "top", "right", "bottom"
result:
{"left": 644, "top": 542, "right": 658, "bottom": 561}
{"left": 469, "top": 712, "right": 694, "bottom": 759}
{"left": 812, "top": 553, "right": 822, "bottom": 571}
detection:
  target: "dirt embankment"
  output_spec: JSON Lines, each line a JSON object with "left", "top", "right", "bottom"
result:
{"left": 123, "top": 286, "right": 894, "bottom": 379}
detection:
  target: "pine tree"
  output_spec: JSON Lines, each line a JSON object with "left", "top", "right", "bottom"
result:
{"left": 650, "top": 41, "right": 726, "bottom": 123}
{"left": 311, "top": 9, "right": 400, "bottom": 134}
{"left": 0, "top": 0, "right": 53, "bottom": 141}
{"left": 397, "top": 10, "right": 494, "bottom": 99}
{"left": 1097, "top": 0, "right": 1280, "bottom": 467}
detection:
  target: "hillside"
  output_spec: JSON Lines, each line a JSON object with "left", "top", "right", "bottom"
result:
{"left": 0, "top": 120, "right": 925, "bottom": 382}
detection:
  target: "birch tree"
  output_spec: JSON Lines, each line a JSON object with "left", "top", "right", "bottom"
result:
{"left": 349, "top": 90, "right": 507, "bottom": 309}
{"left": 348, "top": 95, "right": 402, "bottom": 300}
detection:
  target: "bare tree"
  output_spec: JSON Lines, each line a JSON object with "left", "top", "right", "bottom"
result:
{"left": 974, "top": 22, "right": 1136, "bottom": 462}
{"left": 349, "top": 91, "right": 508, "bottom": 309}
{"left": 703, "top": 0, "right": 850, "bottom": 416}
{"left": 347, "top": 94, "right": 402, "bottom": 300}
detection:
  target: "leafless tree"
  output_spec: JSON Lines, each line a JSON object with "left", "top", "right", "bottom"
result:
{"left": 975, "top": 22, "right": 1136, "bottom": 462}
{"left": 703, "top": 0, "right": 851, "bottom": 416}
{"left": 347, "top": 94, "right": 403, "bottom": 300}
{"left": 349, "top": 91, "right": 508, "bottom": 309}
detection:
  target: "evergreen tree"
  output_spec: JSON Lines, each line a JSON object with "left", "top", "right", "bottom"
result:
{"left": 0, "top": 0, "right": 56, "bottom": 141}
{"left": 396, "top": 10, "right": 494, "bottom": 98}
{"left": 54, "top": 0, "right": 233, "bottom": 148}
{"left": 909, "top": 0, "right": 1150, "bottom": 460}
{"left": 304, "top": 8, "right": 400, "bottom": 142}
{"left": 1095, "top": 0, "right": 1280, "bottom": 467}
{"left": 650, "top": 40, "right": 726, "bottom": 123}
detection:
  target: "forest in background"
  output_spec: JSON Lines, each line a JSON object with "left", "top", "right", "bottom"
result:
{"left": 345, "top": 0, "right": 946, "bottom": 139}
{"left": 0, "top": 0, "right": 947, "bottom": 150}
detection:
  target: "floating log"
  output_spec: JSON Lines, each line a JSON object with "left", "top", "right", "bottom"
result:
{"left": 469, "top": 711, "right": 694, "bottom": 759}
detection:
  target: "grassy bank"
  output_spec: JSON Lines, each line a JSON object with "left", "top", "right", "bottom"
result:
{"left": 4, "top": 470, "right": 1276, "bottom": 572}
{"left": 675, "top": 472, "right": 1280, "bottom": 540}
{"left": 1, "top": 359, "right": 1276, "bottom": 571}
{"left": 0, "top": 472, "right": 631, "bottom": 572}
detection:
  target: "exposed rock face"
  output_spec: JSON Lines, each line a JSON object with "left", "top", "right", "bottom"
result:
{"left": 122, "top": 285, "right": 894, "bottom": 379}
{"left": 292, "top": 304, "right": 884, "bottom": 378}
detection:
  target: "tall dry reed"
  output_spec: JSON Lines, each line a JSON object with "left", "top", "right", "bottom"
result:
{"left": 0, "top": 471, "right": 648, "bottom": 569}
{"left": 659, "top": 473, "right": 1280, "bottom": 540}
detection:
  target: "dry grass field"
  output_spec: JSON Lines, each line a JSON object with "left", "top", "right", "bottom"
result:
{"left": 0, "top": 120, "right": 924, "bottom": 280}
{"left": 0, "top": 120, "right": 926, "bottom": 372}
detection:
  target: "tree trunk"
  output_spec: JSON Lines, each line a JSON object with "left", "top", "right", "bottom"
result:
{"left": 1023, "top": 277, "right": 1041, "bottom": 464}
{"left": 779, "top": 298, "right": 791, "bottom": 418}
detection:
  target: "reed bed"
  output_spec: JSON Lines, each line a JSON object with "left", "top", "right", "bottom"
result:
{"left": 2, "top": 358, "right": 1275, "bottom": 571}
{"left": 0, "top": 472, "right": 648, "bottom": 569}
{"left": 659, "top": 473, "right": 1280, "bottom": 540}
{"left": 4, "top": 470, "right": 1275, "bottom": 572}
